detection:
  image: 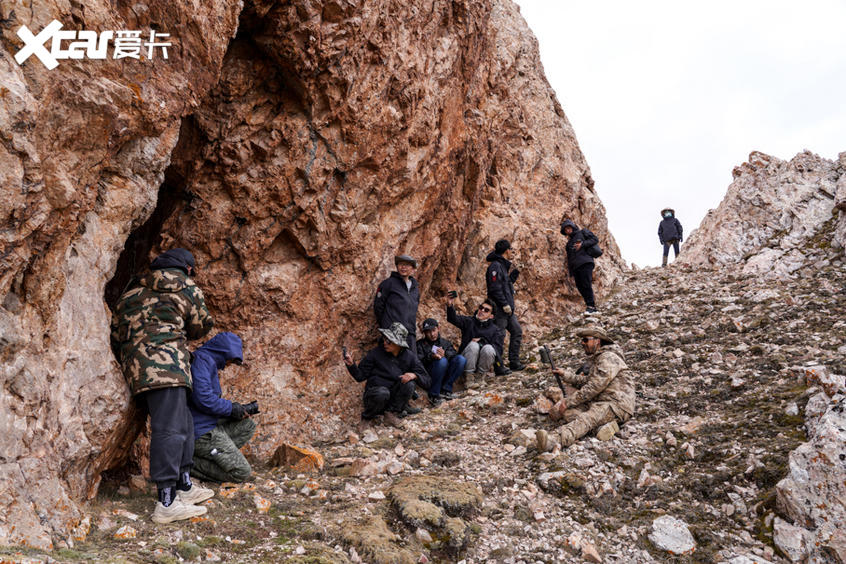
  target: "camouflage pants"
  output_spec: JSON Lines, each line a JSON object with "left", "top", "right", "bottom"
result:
{"left": 191, "top": 418, "right": 256, "bottom": 483}
{"left": 557, "top": 402, "right": 616, "bottom": 447}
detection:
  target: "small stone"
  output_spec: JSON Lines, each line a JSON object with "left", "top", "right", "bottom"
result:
{"left": 415, "top": 528, "right": 433, "bottom": 543}
{"left": 665, "top": 432, "right": 677, "bottom": 447}
{"left": 362, "top": 430, "right": 379, "bottom": 444}
{"left": 648, "top": 515, "right": 696, "bottom": 555}
{"left": 581, "top": 540, "right": 602, "bottom": 563}
{"left": 253, "top": 494, "right": 271, "bottom": 513}
{"left": 128, "top": 475, "right": 148, "bottom": 493}
{"left": 347, "top": 432, "right": 360, "bottom": 445}
{"left": 117, "top": 486, "right": 130, "bottom": 497}
{"left": 785, "top": 403, "right": 799, "bottom": 416}
{"left": 386, "top": 461, "right": 404, "bottom": 475}
{"left": 685, "top": 444, "right": 695, "bottom": 459}
{"left": 113, "top": 525, "right": 137, "bottom": 539}
{"left": 295, "top": 545, "right": 306, "bottom": 555}
{"left": 205, "top": 549, "right": 221, "bottom": 561}
{"left": 368, "top": 490, "right": 386, "bottom": 501}
{"left": 112, "top": 509, "right": 139, "bottom": 521}
{"left": 508, "top": 446, "right": 527, "bottom": 457}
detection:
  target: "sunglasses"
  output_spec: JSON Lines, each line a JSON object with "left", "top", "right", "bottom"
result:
{"left": 478, "top": 306, "right": 492, "bottom": 313}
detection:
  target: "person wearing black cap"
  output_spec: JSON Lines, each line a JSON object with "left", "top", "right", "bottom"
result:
{"left": 485, "top": 239, "right": 524, "bottom": 372}
{"left": 343, "top": 322, "right": 430, "bottom": 422}
{"left": 374, "top": 254, "right": 420, "bottom": 349}
{"left": 111, "top": 248, "right": 215, "bottom": 524}
{"left": 560, "top": 219, "right": 600, "bottom": 313}
{"left": 416, "top": 318, "right": 466, "bottom": 406}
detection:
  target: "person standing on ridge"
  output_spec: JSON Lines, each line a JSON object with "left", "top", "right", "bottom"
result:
{"left": 485, "top": 239, "right": 525, "bottom": 372}
{"left": 560, "top": 219, "right": 600, "bottom": 313}
{"left": 374, "top": 254, "right": 420, "bottom": 349}
{"left": 111, "top": 248, "right": 215, "bottom": 524}
{"left": 658, "top": 208, "right": 683, "bottom": 266}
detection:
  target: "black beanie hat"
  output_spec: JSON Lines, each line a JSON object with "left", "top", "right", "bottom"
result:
{"left": 150, "top": 249, "right": 196, "bottom": 275}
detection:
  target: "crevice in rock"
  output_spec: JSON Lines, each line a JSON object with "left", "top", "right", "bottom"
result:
{"left": 104, "top": 117, "right": 204, "bottom": 311}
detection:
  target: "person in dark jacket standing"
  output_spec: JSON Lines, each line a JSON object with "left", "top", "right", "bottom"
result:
{"left": 111, "top": 248, "right": 215, "bottom": 524}
{"left": 485, "top": 239, "right": 524, "bottom": 372}
{"left": 560, "top": 219, "right": 599, "bottom": 313}
{"left": 374, "top": 254, "right": 420, "bottom": 348}
{"left": 658, "top": 208, "right": 683, "bottom": 266}
{"left": 188, "top": 332, "right": 258, "bottom": 483}
{"left": 446, "top": 295, "right": 505, "bottom": 387}
{"left": 416, "top": 318, "right": 466, "bottom": 406}
{"left": 343, "top": 322, "right": 430, "bottom": 422}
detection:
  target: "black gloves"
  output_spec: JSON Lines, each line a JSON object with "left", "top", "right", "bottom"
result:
{"left": 509, "top": 268, "right": 520, "bottom": 283}
{"left": 229, "top": 402, "right": 247, "bottom": 420}
{"left": 230, "top": 401, "right": 260, "bottom": 420}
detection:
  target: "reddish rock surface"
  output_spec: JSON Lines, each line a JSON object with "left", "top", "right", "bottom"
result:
{"left": 0, "top": 0, "right": 622, "bottom": 548}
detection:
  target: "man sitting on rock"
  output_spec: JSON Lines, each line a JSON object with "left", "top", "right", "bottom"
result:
{"left": 188, "top": 332, "right": 258, "bottom": 483}
{"left": 343, "top": 322, "right": 430, "bottom": 423}
{"left": 446, "top": 294, "right": 505, "bottom": 388}
{"left": 537, "top": 324, "right": 634, "bottom": 450}
{"left": 416, "top": 317, "right": 466, "bottom": 406}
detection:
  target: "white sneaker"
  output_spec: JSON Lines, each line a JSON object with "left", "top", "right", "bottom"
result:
{"left": 151, "top": 499, "right": 208, "bottom": 524}
{"left": 176, "top": 483, "right": 215, "bottom": 505}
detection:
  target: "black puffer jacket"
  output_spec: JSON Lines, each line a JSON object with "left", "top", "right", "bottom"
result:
{"left": 485, "top": 252, "right": 516, "bottom": 310}
{"left": 347, "top": 342, "right": 431, "bottom": 391}
{"left": 446, "top": 305, "right": 504, "bottom": 357}
{"left": 658, "top": 216, "right": 683, "bottom": 244}
{"left": 374, "top": 272, "right": 420, "bottom": 337}
{"left": 560, "top": 219, "right": 599, "bottom": 274}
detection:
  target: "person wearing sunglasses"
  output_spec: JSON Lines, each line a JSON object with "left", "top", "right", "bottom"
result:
{"left": 445, "top": 294, "right": 505, "bottom": 388}
{"left": 537, "top": 324, "right": 634, "bottom": 451}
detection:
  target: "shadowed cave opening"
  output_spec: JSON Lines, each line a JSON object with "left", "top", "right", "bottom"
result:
{"left": 104, "top": 118, "right": 202, "bottom": 311}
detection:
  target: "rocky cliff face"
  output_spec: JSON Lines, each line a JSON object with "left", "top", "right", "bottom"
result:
{"left": 0, "top": 0, "right": 622, "bottom": 549}
{"left": 683, "top": 150, "right": 846, "bottom": 277}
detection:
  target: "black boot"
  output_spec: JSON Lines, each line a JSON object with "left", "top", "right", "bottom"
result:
{"left": 494, "top": 362, "right": 511, "bottom": 376}
{"left": 509, "top": 360, "right": 526, "bottom": 371}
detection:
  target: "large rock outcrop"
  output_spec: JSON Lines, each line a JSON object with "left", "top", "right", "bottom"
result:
{"left": 683, "top": 150, "right": 846, "bottom": 277}
{"left": 0, "top": 0, "right": 623, "bottom": 549}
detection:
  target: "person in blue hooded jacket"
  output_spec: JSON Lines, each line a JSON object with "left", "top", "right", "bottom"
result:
{"left": 188, "top": 332, "right": 258, "bottom": 483}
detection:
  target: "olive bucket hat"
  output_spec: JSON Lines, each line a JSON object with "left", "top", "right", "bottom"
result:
{"left": 379, "top": 322, "right": 410, "bottom": 348}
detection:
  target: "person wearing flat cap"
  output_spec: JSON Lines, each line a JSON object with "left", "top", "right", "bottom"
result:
{"left": 536, "top": 324, "right": 635, "bottom": 450}
{"left": 343, "top": 322, "right": 431, "bottom": 421}
{"left": 374, "top": 254, "right": 420, "bottom": 349}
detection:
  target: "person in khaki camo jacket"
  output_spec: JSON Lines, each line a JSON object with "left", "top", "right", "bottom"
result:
{"left": 536, "top": 324, "right": 635, "bottom": 450}
{"left": 111, "top": 248, "right": 215, "bottom": 524}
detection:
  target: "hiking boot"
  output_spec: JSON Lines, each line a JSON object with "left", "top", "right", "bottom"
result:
{"left": 428, "top": 395, "right": 444, "bottom": 407}
{"left": 176, "top": 483, "right": 214, "bottom": 505}
{"left": 509, "top": 361, "right": 526, "bottom": 371}
{"left": 494, "top": 364, "right": 511, "bottom": 376}
{"left": 151, "top": 499, "right": 207, "bottom": 524}
{"left": 401, "top": 405, "right": 422, "bottom": 417}
{"left": 442, "top": 391, "right": 458, "bottom": 401}
{"left": 585, "top": 306, "right": 598, "bottom": 314}
{"left": 383, "top": 412, "right": 404, "bottom": 428}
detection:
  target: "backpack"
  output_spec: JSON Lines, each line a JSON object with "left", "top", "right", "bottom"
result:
{"left": 585, "top": 241, "right": 603, "bottom": 258}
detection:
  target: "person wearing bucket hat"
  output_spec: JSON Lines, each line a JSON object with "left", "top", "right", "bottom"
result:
{"left": 344, "top": 322, "right": 430, "bottom": 420}
{"left": 416, "top": 318, "right": 466, "bottom": 406}
{"left": 536, "top": 323, "right": 635, "bottom": 451}
{"left": 658, "top": 208, "right": 683, "bottom": 267}
{"left": 374, "top": 254, "right": 421, "bottom": 348}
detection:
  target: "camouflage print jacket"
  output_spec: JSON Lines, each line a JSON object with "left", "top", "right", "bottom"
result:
{"left": 560, "top": 343, "right": 635, "bottom": 421}
{"left": 111, "top": 268, "right": 214, "bottom": 396}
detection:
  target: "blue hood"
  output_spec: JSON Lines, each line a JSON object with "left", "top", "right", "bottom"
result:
{"left": 194, "top": 332, "right": 243, "bottom": 369}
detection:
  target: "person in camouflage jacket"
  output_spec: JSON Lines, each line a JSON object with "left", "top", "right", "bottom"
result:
{"left": 538, "top": 324, "right": 635, "bottom": 449}
{"left": 111, "top": 248, "right": 215, "bottom": 524}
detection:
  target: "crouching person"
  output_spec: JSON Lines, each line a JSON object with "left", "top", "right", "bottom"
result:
{"left": 189, "top": 332, "right": 258, "bottom": 483}
{"left": 343, "top": 322, "right": 430, "bottom": 423}
{"left": 538, "top": 324, "right": 634, "bottom": 450}
{"left": 417, "top": 318, "right": 466, "bottom": 406}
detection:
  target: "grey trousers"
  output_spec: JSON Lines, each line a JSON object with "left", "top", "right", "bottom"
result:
{"left": 461, "top": 341, "right": 497, "bottom": 374}
{"left": 139, "top": 386, "right": 194, "bottom": 488}
{"left": 191, "top": 418, "right": 256, "bottom": 483}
